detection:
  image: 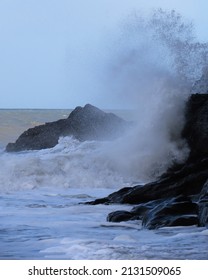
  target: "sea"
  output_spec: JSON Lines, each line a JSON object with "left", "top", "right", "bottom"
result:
{"left": 0, "top": 109, "right": 208, "bottom": 260}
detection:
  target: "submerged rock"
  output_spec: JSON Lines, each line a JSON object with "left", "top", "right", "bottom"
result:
{"left": 6, "top": 104, "right": 129, "bottom": 152}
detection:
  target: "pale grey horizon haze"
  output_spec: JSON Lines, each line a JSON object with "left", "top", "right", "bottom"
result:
{"left": 0, "top": 0, "right": 207, "bottom": 109}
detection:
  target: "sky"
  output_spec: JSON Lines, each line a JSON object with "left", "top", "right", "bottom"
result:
{"left": 0, "top": 0, "right": 207, "bottom": 109}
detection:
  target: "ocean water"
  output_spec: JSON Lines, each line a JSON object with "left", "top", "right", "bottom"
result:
{"left": 0, "top": 109, "right": 208, "bottom": 260}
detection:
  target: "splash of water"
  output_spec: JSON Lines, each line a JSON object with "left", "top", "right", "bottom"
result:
{"left": 99, "top": 9, "right": 208, "bottom": 180}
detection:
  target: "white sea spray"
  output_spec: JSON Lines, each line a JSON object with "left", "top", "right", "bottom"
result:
{"left": 97, "top": 10, "right": 208, "bottom": 180}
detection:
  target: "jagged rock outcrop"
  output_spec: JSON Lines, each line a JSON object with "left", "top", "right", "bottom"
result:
{"left": 87, "top": 157, "right": 208, "bottom": 205}
{"left": 87, "top": 94, "right": 208, "bottom": 229}
{"left": 6, "top": 104, "right": 129, "bottom": 152}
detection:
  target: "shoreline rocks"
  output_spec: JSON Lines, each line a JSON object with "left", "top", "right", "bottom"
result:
{"left": 86, "top": 94, "right": 208, "bottom": 229}
{"left": 182, "top": 94, "right": 208, "bottom": 160}
{"left": 198, "top": 180, "right": 208, "bottom": 227}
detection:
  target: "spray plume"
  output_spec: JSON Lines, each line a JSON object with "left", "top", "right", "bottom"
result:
{"left": 101, "top": 9, "right": 208, "bottom": 182}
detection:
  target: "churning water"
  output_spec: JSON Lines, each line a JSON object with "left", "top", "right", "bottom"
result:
{"left": 0, "top": 109, "right": 208, "bottom": 260}
{"left": 1, "top": 8, "right": 208, "bottom": 260}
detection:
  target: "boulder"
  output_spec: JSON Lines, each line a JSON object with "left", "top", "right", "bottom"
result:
{"left": 107, "top": 200, "right": 161, "bottom": 223}
{"left": 88, "top": 158, "right": 208, "bottom": 206}
{"left": 107, "top": 211, "right": 135, "bottom": 222}
{"left": 6, "top": 104, "right": 129, "bottom": 152}
{"left": 142, "top": 198, "right": 198, "bottom": 229}
{"left": 105, "top": 196, "right": 199, "bottom": 229}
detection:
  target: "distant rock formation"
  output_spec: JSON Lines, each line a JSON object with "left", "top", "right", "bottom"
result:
{"left": 86, "top": 94, "right": 208, "bottom": 229}
{"left": 6, "top": 104, "right": 129, "bottom": 152}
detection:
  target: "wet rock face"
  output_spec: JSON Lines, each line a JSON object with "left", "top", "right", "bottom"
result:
{"left": 105, "top": 196, "right": 199, "bottom": 229}
{"left": 142, "top": 198, "right": 198, "bottom": 229}
{"left": 107, "top": 211, "right": 136, "bottom": 223}
{"left": 88, "top": 158, "right": 208, "bottom": 207}
{"left": 86, "top": 94, "right": 208, "bottom": 229}
{"left": 198, "top": 180, "right": 208, "bottom": 227}
{"left": 6, "top": 104, "right": 130, "bottom": 152}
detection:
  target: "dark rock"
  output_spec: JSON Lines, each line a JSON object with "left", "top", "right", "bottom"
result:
{"left": 88, "top": 157, "right": 208, "bottom": 229}
{"left": 182, "top": 94, "right": 208, "bottom": 160}
{"left": 142, "top": 198, "right": 198, "bottom": 229}
{"left": 131, "top": 201, "right": 157, "bottom": 218}
{"left": 121, "top": 171, "right": 207, "bottom": 205}
{"left": 85, "top": 187, "right": 134, "bottom": 205}
{"left": 107, "top": 211, "right": 135, "bottom": 222}
{"left": 167, "top": 216, "right": 199, "bottom": 227}
{"left": 85, "top": 197, "right": 110, "bottom": 205}
{"left": 198, "top": 180, "right": 208, "bottom": 227}
{"left": 105, "top": 196, "right": 199, "bottom": 228}
{"left": 6, "top": 119, "right": 70, "bottom": 151}
{"left": 6, "top": 104, "right": 130, "bottom": 152}
{"left": 67, "top": 104, "right": 129, "bottom": 141}
{"left": 89, "top": 159, "right": 208, "bottom": 206}
{"left": 107, "top": 200, "right": 163, "bottom": 223}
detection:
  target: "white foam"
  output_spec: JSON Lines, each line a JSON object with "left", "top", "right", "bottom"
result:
{"left": 200, "top": 229, "right": 208, "bottom": 235}
{"left": 113, "top": 234, "right": 137, "bottom": 242}
{"left": 0, "top": 137, "right": 132, "bottom": 192}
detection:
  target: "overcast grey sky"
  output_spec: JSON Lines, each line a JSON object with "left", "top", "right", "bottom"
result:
{"left": 0, "top": 0, "right": 207, "bottom": 109}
